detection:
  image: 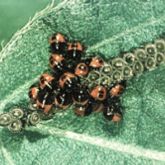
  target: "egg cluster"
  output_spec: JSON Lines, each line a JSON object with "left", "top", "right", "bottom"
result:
{"left": 0, "top": 33, "right": 164, "bottom": 133}
{"left": 29, "top": 33, "right": 125, "bottom": 121}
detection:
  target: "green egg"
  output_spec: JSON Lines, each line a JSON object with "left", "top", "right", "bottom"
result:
{"left": 156, "top": 52, "right": 165, "bottom": 65}
{"left": 10, "top": 108, "right": 24, "bottom": 119}
{"left": 100, "top": 76, "right": 112, "bottom": 86}
{"left": 145, "top": 44, "right": 156, "bottom": 57}
{"left": 134, "top": 48, "right": 147, "bottom": 61}
{"left": 111, "top": 70, "right": 123, "bottom": 81}
{"left": 28, "top": 112, "right": 40, "bottom": 125}
{"left": 155, "top": 39, "right": 165, "bottom": 53}
{"left": 122, "top": 66, "right": 133, "bottom": 79}
{"left": 0, "top": 113, "right": 13, "bottom": 126}
{"left": 145, "top": 57, "right": 156, "bottom": 70}
{"left": 87, "top": 71, "right": 100, "bottom": 81}
{"left": 123, "top": 53, "right": 136, "bottom": 64}
{"left": 101, "top": 65, "right": 113, "bottom": 75}
{"left": 8, "top": 119, "right": 22, "bottom": 133}
{"left": 132, "top": 60, "right": 144, "bottom": 75}
{"left": 111, "top": 58, "right": 127, "bottom": 70}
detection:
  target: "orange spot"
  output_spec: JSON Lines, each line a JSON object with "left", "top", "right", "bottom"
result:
{"left": 49, "top": 33, "right": 66, "bottom": 44}
{"left": 36, "top": 100, "right": 53, "bottom": 114}
{"left": 75, "top": 63, "right": 89, "bottom": 76}
{"left": 41, "top": 73, "right": 54, "bottom": 82}
{"left": 31, "top": 87, "right": 38, "bottom": 99}
{"left": 56, "top": 33, "right": 66, "bottom": 42}
{"left": 76, "top": 42, "right": 83, "bottom": 51}
{"left": 53, "top": 54, "right": 64, "bottom": 62}
{"left": 44, "top": 105, "right": 53, "bottom": 114}
{"left": 49, "top": 54, "right": 64, "bottom": 68}
{"left": 67, "top": 43, "right": 73, "bottom": 51}
{"left": 39, "top": 73, "right": 54, "bottom": 89}
{"left": 112, "top": 113, "right": 122, "bottom": 122}
{"left": 110, "top": 85, "right": 124, "bottom": 97}
{"left": 74, "top": 106, "right": 87, "bottom": 116}
{"left": 90, "top": 86, "right": 107, "bottom": 101}
{"left": 67, "top": 42, "right": 83, "bottom": 51}
{"left": 59, "top": 72, "right": 75, "bottom": 88}
{"left": 89, "top": 57, "right": 104, "bottom": 68}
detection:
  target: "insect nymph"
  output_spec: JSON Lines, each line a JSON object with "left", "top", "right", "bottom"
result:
{"left": 0, "top": 33, "right": 164, "bottom": 133}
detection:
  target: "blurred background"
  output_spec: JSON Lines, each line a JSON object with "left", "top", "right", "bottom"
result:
{"left": 0, "top": 0, "right": 50, "bottom": 50}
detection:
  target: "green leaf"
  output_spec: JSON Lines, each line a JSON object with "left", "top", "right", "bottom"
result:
{"left": 0, "top": 0, "right": 165, "bottom": 164}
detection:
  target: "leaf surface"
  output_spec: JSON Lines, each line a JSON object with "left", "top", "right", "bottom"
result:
{"left": 0, "top": 0, "right": 165, "bottom": 164}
